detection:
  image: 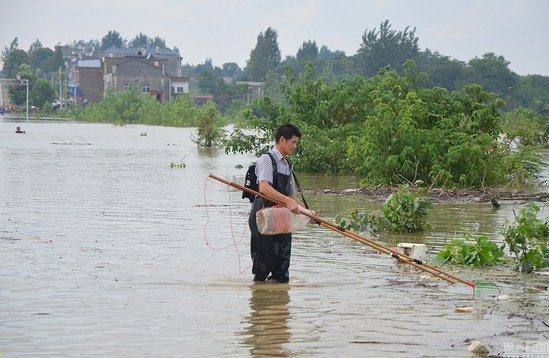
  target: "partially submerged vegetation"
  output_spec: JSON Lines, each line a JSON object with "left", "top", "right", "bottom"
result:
{"left": 224, "top": 62, "right": 547, "bottom": 190}
{"left": 336, "top": 185, "right": 432, "bottom": 233}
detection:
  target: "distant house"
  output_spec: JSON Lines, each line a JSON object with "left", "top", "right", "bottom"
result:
{"left": 74, "top": 46, "right": 189, "bottom": 104}
{"left": 77, "top": 58, "right": 102, "bottom": 103}
{"left": 237, "top": 81, "right": 263, "bottom": 102}
{"left": 191, "top": 94, "right": 214, "bottom": 106}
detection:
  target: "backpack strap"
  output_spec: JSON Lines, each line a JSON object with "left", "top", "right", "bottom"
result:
{"left": 286, "top": 157, "right": 310, "bottom": 210}
{"left": 265, "top": 152, "right": 278, "bottom": 187}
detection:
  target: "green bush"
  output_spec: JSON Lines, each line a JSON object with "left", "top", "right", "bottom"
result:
{"left": 501, "top": 202, "right": 549, "bottom": 273}
{"left": 193, "top": 101, "right": 226, "bottom": 147}
{"left": 383, "top": 185, "right": 433, "bottom": 232}
{"left": 433, "top": 235, "right": 505, "bottom": 266}
{"left": 336, "top": 185, "right": 432, "bottom": 233}
{"left": 223, "top": 63, "right": 544, "bottom": 189}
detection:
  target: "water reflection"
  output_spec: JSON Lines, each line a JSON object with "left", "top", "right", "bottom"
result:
{"left": 242, "top": 285, "right": 293, "bottom": 357}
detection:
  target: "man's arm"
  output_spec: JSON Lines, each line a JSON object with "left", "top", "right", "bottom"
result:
{"left": 259, "top": 180, "right": 300, "bottom": 213}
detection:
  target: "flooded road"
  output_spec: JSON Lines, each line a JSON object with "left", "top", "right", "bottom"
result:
{"left": 1, "top": 120, "right": 547, "bottom": 357}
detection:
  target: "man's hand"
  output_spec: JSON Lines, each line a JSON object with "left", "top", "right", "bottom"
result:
{"left": 286, "top": 199, "right": 300, "bottom": 214}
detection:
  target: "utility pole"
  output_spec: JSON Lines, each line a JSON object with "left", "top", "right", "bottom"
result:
{"left": 59, "top": 67, "right": 63, "bottom": 109}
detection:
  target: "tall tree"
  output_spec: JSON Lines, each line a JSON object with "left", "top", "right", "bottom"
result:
{"left": 128, "top": 33, "right": 149, "bottom": 48}
{"left": 2, "top": 48, "right": 29, "bottom": 79}
{"left": 29, "top": 47, "right": 56, "bottom": 74}
{"left": 28, "top": 39, "right": 43, "bottom": 54}
{"left": 415, "top": 49, "right": 465, "bottom": 90}
{"left": 293, "top": 40, "right": 319, "bottom": 73}
{"left": 149, "top": 36, "right": 166, "bottom": 49}
{"left": 30, "top": 78, "right": 56, "bottom": 109}
{"left": 71, "top": 39, "right": 100, "bottom": 54}
{"left": 222, "top": 62, "right": 242, "bottom": 78}
{"left": 296, "top": 40, "right": 318, "bottom": 64}
{"left": 245, "top": 27, "right": 281, "bottom": 81}
{"left": 1, "top": 37, "right": 19, "bottom": 63}
{"left": 356, "top": 20, "right": 419, "bottom": 78}
{"left": 8, "top": 64, "right": 36, "bottom": 105}
{"left": 460, "top": 52, "right": 517, "bottom": 98}
{"left": 100, "top": 30, "right": 125, "bottom": 50}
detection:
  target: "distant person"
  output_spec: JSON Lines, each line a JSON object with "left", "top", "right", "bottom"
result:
{"left": 15, "top": 126, "right": 25, "bottom": 134}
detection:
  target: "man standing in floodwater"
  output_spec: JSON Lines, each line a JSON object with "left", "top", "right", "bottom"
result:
{"left": 249, "top": 124, "right": 302, "bottom": 284}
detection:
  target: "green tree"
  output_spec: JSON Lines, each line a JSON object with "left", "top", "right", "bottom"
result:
{"left": 501, "top": 107, "right": 548, "bottom": 146}
{"left": 100, "top": 30, "right": 125, "bottom": 50}
{"left": 2, "top": 43, "right": 29, "bottom": 79}
{"left": 30, "top": 78, "right": 56, "bottom": 109}
{"left": 511, "top": 75, "right": 549, "bottom": 116}
{"left": 71, "top": 39, "right": 100, "bottom": 55}
{"left": 222, "top": 62, "right": 242, "bottom": 78}
{"left": 128, "top": 32, "right": 149, "bottom": 48}
{"left": 356, "top": 20, "right": 419, "bottom": 78}
{"left": 8, "top": 64, "right": 36, "bottom": 105}
{"left": 194, "top": 101, "right": 224, "bottom": 147}
{"left": 148, "top": 36, "right": 166, "bottom": 49}
{"left": 460, "top": 53, "right": 517, "bottom": 98}
{"left": 29, "top": 47, "right": 56, "bottom": 74}
{"left": 245, "top": 27, "right": 281, "bottom": 81}
{"left": 415, "top": 49, "right": 465, "bottom": 90}
{"left": 127, "top": 33, "right": 166, "bottom": 49}
{"left": 294, "top": 40, "right": 319, "bottom": 72}
{"left": 225, "top": 61, "right": 543, "bottom": 188}
{"left": 50, "top": 46, "right": 65, "bottom": 73}
{"left": 28, "top": 39, "right": 43, "bottom": 54}
{"left": 1, "top": 37, "right": 19, "bottom": 63}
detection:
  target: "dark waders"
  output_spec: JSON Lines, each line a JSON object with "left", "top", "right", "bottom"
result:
{"left": 249, "top": 169, "right": 292, "bottom": 283}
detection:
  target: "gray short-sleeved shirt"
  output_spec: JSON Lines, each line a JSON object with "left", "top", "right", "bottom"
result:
{"left": 255, "top": 147, "right": 296, "bottom": 195}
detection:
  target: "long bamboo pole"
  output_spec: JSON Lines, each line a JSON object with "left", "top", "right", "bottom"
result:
{"left": 208, "top": 174, "right": 476, "bottom": 287}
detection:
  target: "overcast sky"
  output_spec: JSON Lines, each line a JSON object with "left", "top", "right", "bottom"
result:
{"left": 1, "top": 0, "right": 548, "bottom": 76}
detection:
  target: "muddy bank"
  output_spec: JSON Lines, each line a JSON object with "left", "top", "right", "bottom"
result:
{"left": 303, "top": 186, "right": 549, "bottom": 204}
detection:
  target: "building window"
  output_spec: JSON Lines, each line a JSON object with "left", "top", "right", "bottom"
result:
{"left": 123, "top": 84, "right": 130, "bottom": 90}
{"left": 142, "top": 85, "right": 150, "bottom": 94}
{"left": 176, "top": 86, "right": 185, "bottom": 93}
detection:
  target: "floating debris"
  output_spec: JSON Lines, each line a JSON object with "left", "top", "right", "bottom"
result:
{"left": 51, "top": 136, "right": 91, "bottom": 145}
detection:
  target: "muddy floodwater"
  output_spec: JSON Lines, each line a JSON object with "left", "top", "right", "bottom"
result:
{"left": 1, "top": 120, "right": 548, "bottom": 357}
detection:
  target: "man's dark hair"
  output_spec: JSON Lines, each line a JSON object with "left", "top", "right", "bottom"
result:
{"left": 275, "top": 124, "right": 301, "bottom": 143}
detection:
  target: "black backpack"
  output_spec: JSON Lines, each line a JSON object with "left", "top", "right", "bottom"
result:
{"left": 242, "top": 153, "right": 277, "bottom": 203}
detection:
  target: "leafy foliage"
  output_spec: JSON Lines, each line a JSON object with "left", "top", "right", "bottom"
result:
{"left": 74, "top": 88, "right": 203, "bottom": 127}
{"left": 193, "top": 101, "right": 226, "bottom": 147}
{"left": 100, "top": 30, "right": 126, "bottom": 50}
{"left": 357, "top": 19, "right": 419, "bottom": 78}
{"left": 2, "top": 47, "right": 29, "bottom": 78}
{"left": 244, "top": 27, "right": 281, "bottom": 81}
{"left": 8, "top": 65, "right": 36, "bottom": 106}
{"left": 225, "top": 62, "right": 544, "bottom": 189}
{"left": 383, "top": 185, "right": 433, "bottom": 232}
{"left": 336, "top": 185, "right": 432, "bottom": 233}
{"left": 500, "top": 202, "right": 549, "bottom": 273}
{"left": 501, "top": 107, "right": 548, "bottom": 146}
{"left": 30, "top": 78, "right": 56, "bottom": 109}
{"left": 434, "top": 235, "right": 505, "bottom": 266}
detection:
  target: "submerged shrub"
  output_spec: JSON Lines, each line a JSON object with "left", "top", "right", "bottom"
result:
{"left": 383, "top": 185, "right": 433, "bottom": 232}
{"left": 501, "top": 202, "right": 549, "bottom": 273}
{"left": 433, "top": 235, "right": 505, "bottom": 266}
{"left": 336, "top": 185, "right": 432, "bottom": 233}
